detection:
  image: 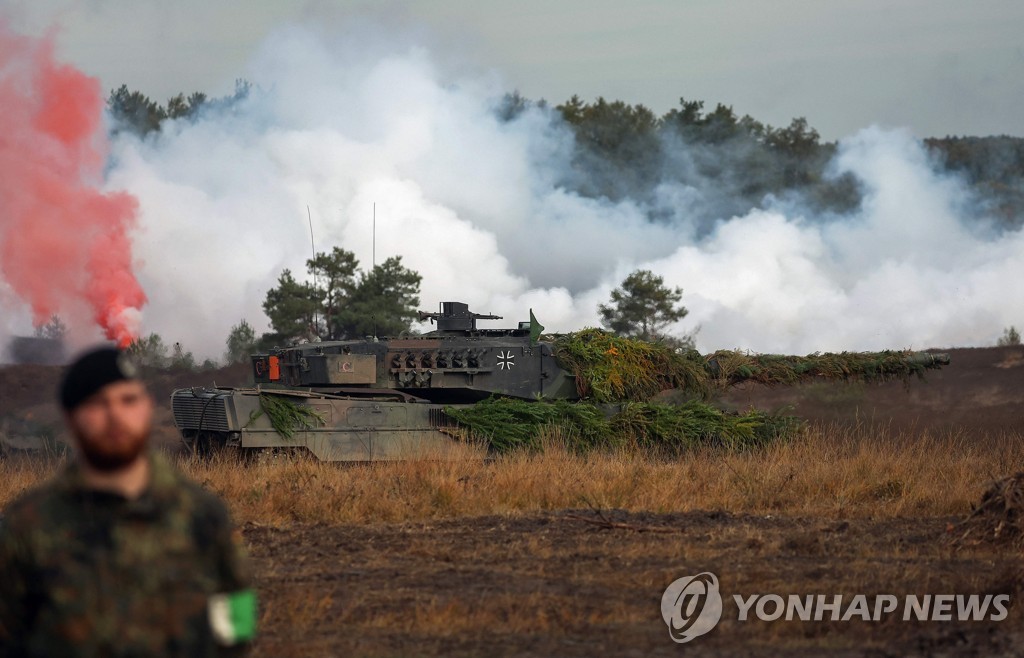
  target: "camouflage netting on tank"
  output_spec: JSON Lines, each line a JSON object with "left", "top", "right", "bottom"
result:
{"left": 610, "top": 401, "right": 801, "bottom": 452}
{"left": 443, "top": 397, "right": 800, "bottom": 455}
{"left": 702, "top": 349, "right": 948, "bottom": 387}
{"left": 954, "top": 473, "right": 1024, "bottom": 547}
{"left": 251, "top": 394, "right": 327, "bottom": 440}
{"left": 443, "top": 399, "right": 609, "bottom": 454}
{"left": 552, "top": 329, "right": 948, "bottom": 403}
{"left": 551, "top": 329, "right": 710, "bottom": 402}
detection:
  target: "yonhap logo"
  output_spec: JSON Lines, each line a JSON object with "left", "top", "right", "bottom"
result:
{"left": 660, "top": 571, "right": 1012, "bottom": 646}
{"left": 661, "top": 572, "right": 723, "bottom": 643}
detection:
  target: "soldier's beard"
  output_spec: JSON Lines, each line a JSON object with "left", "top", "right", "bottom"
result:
{"left": 74, "top": 425, "right": 149, "bottom": 472}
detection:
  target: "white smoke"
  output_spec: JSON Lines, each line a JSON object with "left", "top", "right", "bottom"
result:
{"left": 100, "top": 23, "right": 1022, "bottom": 359}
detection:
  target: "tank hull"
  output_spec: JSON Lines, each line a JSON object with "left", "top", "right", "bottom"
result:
{"left": 171, "top": 387, "right": 468, "bottom": 461}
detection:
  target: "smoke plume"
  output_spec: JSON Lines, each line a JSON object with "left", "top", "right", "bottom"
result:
{"left": 0, "top": 23, "right": 145, "bottom": 348}
{"left": 5, "top": 20, "right": 1024, "bottom": 360}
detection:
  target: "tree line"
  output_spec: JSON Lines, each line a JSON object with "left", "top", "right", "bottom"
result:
{"left": 108, "top": 84, "right": 1024, "bottom": 231}
{"left": 106, "top": 80, "right": 251, "bottom": 137}
{"left": 547, "top": 94, "right": 860, "bottom": 221}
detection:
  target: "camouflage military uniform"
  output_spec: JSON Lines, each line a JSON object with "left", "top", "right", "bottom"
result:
{"left": 0, "top": 452, "right": 254, "bottom": 657}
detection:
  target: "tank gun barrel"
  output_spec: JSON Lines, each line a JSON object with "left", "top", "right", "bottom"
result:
{"left": 553, "top": 329, "right": 952, "bottom": 403}
{"left": 704, "top": 350, "right": 951, "bottom": 387}
{"left": 905, "top": 352, "right": 951, "bottom": 367}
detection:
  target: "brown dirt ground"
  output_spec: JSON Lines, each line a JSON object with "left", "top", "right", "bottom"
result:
{"left": 3, "top": 347, "right": 1024, "bottom": 656}
{"left": 245, "top": 511, "right": 1024, "bottom": 657}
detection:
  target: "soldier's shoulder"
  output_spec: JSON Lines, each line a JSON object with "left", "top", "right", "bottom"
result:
{"left": 0, "top": 477, "right": 71, "bottom": 534}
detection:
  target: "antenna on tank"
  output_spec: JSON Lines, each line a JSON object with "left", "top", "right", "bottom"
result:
{"left": 308, "top": 205, "right": 319, "bottom": 340}
{"left": 372, "top": 202, "right": 377, "bottom": 340}
{"left": 307, "top": 205, "right": 316, "bottom": 261}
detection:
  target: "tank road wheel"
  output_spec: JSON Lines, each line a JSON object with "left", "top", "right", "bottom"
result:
{"left": 183, "top": 431, "right": 231, "bottom": 458}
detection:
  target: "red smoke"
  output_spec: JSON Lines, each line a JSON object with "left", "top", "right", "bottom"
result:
{"left": 0, "top": 24, "right": 145, "bottom": 346}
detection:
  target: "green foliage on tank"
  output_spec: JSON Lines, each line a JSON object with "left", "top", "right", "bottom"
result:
{"left": 443, "top": 397, "right": 800, "bottom": 455}
{"left": 248, "top": 394, "right": 327, "bottom": 440}
{"left": 552, "top": 328, "right": 950, "bottom": 404}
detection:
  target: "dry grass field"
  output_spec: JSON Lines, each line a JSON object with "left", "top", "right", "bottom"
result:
{"left": 2, "top": 425, "right": 1023, "bottom": 656}
{"left": 168, "top": 424, "right": 1020, "bottom": 525}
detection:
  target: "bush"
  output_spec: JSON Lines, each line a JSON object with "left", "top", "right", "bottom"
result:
{"left": 997, "top": 326, "right": 1021, "bottom": 347}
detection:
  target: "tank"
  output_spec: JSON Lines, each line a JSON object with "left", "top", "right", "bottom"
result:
{"left": 172, "top": 302, "right": 576, "bottom": 460}
{"left": 170, "top": 301, "right": 951, "bottom": 461}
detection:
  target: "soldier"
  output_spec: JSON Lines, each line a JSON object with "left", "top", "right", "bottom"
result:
{"left": 0, "top": 346, "right": 255, "bottom": 657}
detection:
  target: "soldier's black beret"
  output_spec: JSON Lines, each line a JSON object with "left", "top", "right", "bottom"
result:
{"left": 59, "top": 346, "right": 140, "bottom": 411}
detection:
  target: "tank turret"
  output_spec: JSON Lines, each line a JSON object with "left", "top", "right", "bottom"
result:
{"left": 247, "top": 301, "right": 571, "bottom": 402}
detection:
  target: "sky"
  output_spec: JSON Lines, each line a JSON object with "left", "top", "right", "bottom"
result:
{"left": 5, "top": 0, "right": 1024, "bottom": 141}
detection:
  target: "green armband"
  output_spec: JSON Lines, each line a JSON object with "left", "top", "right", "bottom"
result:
{"left": 208, "top": 589, "right": 257, "bottom": 645}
